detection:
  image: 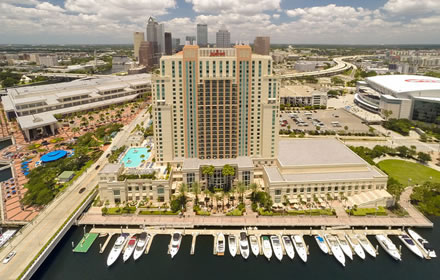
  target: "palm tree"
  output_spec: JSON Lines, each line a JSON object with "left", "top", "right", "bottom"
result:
{"left": 220, "top": 191, "right": 226, "bottom": 210}
{"left": 179, "top": 183, "right": 187, "bottom": 197}
{"left": 221, "top": 164, "right": 235, "bottom": 190}
{"left": 192, "top": 182, "right": 200, "bottom": 204}
{"left": 237, "top": 181, "right": 246, "bottom": 203}
{"left": 201, "top": 165, "right": 215, "bottom": 190}
{"left": 215, "top": 193, "right": 221, "bottom": 211}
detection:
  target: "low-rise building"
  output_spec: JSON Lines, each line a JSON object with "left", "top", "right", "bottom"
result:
{"left": 280, "top": 85, "right": 327, "bottom": 107}
{"left": 1, "top": 74, "right": 151, "bottom": 140}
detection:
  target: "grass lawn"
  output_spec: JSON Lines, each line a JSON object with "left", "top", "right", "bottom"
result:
{"left": 378, "top": 159, "right": 440, "bottom": 185}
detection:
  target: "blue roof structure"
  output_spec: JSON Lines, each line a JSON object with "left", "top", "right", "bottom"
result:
{"left": 40, "top": 150, "right": 68, "bottom": 163}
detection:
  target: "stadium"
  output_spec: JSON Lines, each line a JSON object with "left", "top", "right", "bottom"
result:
{"left": 355, "top": 75, "right": 440, "bottom": 123}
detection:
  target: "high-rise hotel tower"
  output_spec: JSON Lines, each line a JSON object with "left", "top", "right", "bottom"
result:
{"left": 152, "top": 45, "right": 279, "bottom": 163}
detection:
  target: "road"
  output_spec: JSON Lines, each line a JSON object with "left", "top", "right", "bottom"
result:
{"left": 0, "top": 107, "right": 150, "bottom": 280}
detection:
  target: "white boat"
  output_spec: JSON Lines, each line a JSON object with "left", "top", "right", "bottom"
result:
{"left": 239, "top": 231, "right": 250, "bottom": 259}
{"left": 314, "top": 235, "right": 329, "bottom": 254}
{"left": 282, "top": 235, "right": 295, "bottom": 259}
{"left": 345, "top": 234, "right": 365, "bottom": 260}
{"left": 261, "top": 236, "right": 272, "bottom": 261}
{"left": 249, "top": 235, "right": 260, "bottom": 257}
{"left": 407, "top": 229, "right": 436, "bottom": 258}
{"left": 270, "top": 235, "right": 283, "bottom": 261}
{"left": 107, "top": 234, "right": 128, "bottom": 266}
{"left": 398, "top": 234, "right": 424, "bottom": 259}
{"left": 0, "top": 229, "right": 17, "bottom": 248}
{"left": 375, "top": 235, "right": 401, "bottom": 261}
{"left": 355, "top": 234, "right": 376, "bottom": 258}
{"left": 2, "top": 251, "right": 16, "bottom": 264}
{"left": 291, "top": 235, "right": 307, "bottom": 263}
{"left": 123, "top": 236, "right": 137, "bottom": 262}
{"left": 228, "top": 235, "right": 237, "bottom": 257}
{"left": 217, "top": 233, "right": 225, "bottom": 256}
{"left": 325, "top": 234, "right": 345, "bottom": 267}
{"left": 169, "top": 232, "right": 182, "bottom": 259}
{"left": 133, "top": 232, "right": 150, "bottom": 261}
{"left": 337, "top": 236, "right": 353, "bottom": 260}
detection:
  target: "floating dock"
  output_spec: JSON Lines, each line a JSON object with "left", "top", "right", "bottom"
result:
{"left": 73, "top": 233, "right": 99, "bottom": 253}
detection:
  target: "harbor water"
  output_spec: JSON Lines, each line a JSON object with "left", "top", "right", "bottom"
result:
{"left": 32, "top": 217, "right": 440, "bottom": 280}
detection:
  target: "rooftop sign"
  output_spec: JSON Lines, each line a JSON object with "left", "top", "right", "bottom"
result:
{"left": 210, "top": 50, "right": 226, "bottom": 57}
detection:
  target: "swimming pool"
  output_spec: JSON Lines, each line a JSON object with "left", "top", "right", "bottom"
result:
{"left": 120, "top": 147, "right": 151, "bottom": 168}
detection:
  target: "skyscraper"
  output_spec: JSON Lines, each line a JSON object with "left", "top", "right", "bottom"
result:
{"left": 146, "top": 17, "right": 164, "bottom": 62}
{"left": 185, "top": 36, "right": 196, "bottom": 45}
{"left": 216, "top": 26, "right": 230, "bottom": 48}
{"left": 138, "top": 41, "right": 154, "bottom": 69}
{"left": 152, "top": 45, "right": 279, "bottom": 163}
{"left": 133, "top": 32, "right": 145, "bottom": 60}
{"left": 253, "top": 36, "right": 270, "bottom": 55}
{"left": 197, "top": 23, "right": 208, "bottom": 47}
{"left": 172, "top": 38, "right": 181, "bottom": 51}
{"left": 164, "top": 32, "right": 172, "bottom": 55}
{"left": 146, "top": 17, "right": 158, "bottom": 42}
{"left": 157, "top": 23, "right": 165, "bottom": 54}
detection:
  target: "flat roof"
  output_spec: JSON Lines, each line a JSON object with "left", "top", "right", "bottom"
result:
{"left": 280, "top": 85, "right": 325, "bottom": 97}
{"left": 99, "top": 163, "right": 121, "bottom": 174}
{"left": 278, "top": 139, "right": 366, "bottom": 167}
{"left": 16, "top": 113, "right": 57, "bottom": 130}
{"left": 182, "top": 157, "right": 254, "bottom": 170}
{"left": 366, "top": 75, "right": 440, "bottom": 94}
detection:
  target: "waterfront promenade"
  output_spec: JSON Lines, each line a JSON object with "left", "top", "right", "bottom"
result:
{"left": 0, "top": 108, "right": 150, "bottom": 280}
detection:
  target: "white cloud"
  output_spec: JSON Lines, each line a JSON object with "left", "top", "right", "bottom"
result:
{"left": 186, "top": 0, "right": 280, "bottom": 15}
{"left": 272, "top": 13, "right": 280, "bottom": 19}
{"left": 36, "top": 2, "right": 65, "bottom": 13}
{"left": 383, "top": 0, "right": 440, "bottom": 16}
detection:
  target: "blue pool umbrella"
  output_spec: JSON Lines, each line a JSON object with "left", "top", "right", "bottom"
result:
{"left": 40, "top": 150, "right": 68, "bottom": 163}
{"left": 21, "top": 162, "right": 28, "bottom": 166}
{"left": 12, "top": 190, "right": 16, "bottom": 194}
{"left": 24, "top": 172, "right": 29, "bottom": 176}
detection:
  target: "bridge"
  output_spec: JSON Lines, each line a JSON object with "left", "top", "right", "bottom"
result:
{"left": 280, "top": 55, "right": 364, "bottom": 79}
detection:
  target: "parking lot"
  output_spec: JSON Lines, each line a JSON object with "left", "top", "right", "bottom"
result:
{"left": 280, "top": 108, "right": 371, "bottom": 133}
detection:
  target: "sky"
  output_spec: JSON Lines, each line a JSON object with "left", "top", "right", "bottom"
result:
{"left": 1, "top": 0, "right": 440, "bottom": 45}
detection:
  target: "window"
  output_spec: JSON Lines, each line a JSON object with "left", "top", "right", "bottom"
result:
{"left": 113, "top": 190, "right": 120, "bottom": 196}
{"left": 242, "top": 171, "right": 251, "bottom": 186}
{"left": 275, "top": 189, "right": 281, "bottom": 196}
{"left": 157, "top": 186, "right": 165, "bottom": 194}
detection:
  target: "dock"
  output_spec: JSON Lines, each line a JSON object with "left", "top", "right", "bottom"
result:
{"left": 99, "top": 233, "right": 114, "bottom": 254}
{"left": 73, "top": 233, "right": 99, "bottom": 253}
{"left": 190, "top": 233, "right": 198, "bottom": 255}
{"left": 145, "top": 234, "right": 155, "bottom": 254}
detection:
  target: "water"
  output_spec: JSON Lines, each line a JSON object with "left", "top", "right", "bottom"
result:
{"left": 0, "top": 139, "right": 12, "bottom": 150}
{"left": 120, "top": 147, "right": 150, "bottom": 168}
{"left": 31, "top": 217, "right": 440, "bottom": 280}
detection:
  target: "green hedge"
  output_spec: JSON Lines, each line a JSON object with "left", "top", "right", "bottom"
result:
{"left": 226, "top": 208, "right": 243, "bottom": 216}
{"left": 139, "top": 210, "right": 178, "bottom": 215}
{"left": 347, "top": 206, "right": 387, "bottom": 216}
{"left": 258, "top": 208, "right": 335, "bottom": 216}
{"left": 105, "top": 206, "right": 136, "bottom": 215}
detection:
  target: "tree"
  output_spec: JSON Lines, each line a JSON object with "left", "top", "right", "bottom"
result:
{"left": 382, "top": 109, "right": 393, "bottom": 121}
{"left": 101, "top": 207, "right": 108, "bottom": 215}
{"left": 396, "top": 146, "right": 410, "bottom": 158}
{"left": 2, "top": 77, "right": 18, "bottom": 88}
{"left": 417, "top": 152, "right": 431, "bottom": 163}
{"left": 237, "top": 181, "right": 246, "bottom": 202}
{"left": 202, "top": 165, "right": 215, "bottom": 189}
{"left": 387, "top": 177, "right": 404, "bottom": 202}
{"left": 179, "top": 183, "right": 187, "bottom": 197}
{"left": 192, "top": 182, "right": 200, "bottom": 204}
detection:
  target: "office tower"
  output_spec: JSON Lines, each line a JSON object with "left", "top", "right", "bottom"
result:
{"left": 216, "top": 26, "right": 231, "bottom": 48}
{"left": 164, "top": 32, "right": 172, "bottom": 55}
{"left": 146, "top": 17, "right": 163, "bottom": 62}
{"left": 152, "top": 45, "right": 279, "bottom": 162}
{"left": 157, "top": 23, "right": 165, "bottom": 53}
{"left": 146, "top": 17, "right": 158, "bottom": 42}
{"left": 138, "top": 41, "right": 154, "bottom": 69}
{"left": 197, "top": 23, "right": 208, "bottom": 47}
{"left": 185, "top": 36, "right": 196, "bottom": 45}
{"left": 133, "top": 32, "right": 145, "bottom": 60}
{"left": 172, "top": 38, "right": 181, "bottom": 51}
{"left": 253, "top": 36, "right": 270, "bottom": 55}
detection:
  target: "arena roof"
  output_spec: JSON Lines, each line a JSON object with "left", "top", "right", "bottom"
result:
{"left": 366, "top": 75, "right": 440, "bottom": 94}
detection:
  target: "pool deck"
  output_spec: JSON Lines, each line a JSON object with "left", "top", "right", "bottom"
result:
{"left": 120, "top": 147, "right": 151, "bottom": 168}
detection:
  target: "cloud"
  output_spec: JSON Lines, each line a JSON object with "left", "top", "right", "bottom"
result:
{"left": 272, "top": 14, "right": 280, "bottom": 19}
{"left": 383, "top": 0, "right": 440, "bottom": 16}
{"left": 186, "top": 0, "right": 280, "bottom": 15}
{"left": 36, "top": 2, "right": 65, "bottom": 13}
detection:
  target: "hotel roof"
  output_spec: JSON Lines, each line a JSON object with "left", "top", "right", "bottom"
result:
{"left": 277, "top": 139, "right": 366, "bottom": 167}
{"left": 182, "top": 157, "right": 254, "bottom": 170}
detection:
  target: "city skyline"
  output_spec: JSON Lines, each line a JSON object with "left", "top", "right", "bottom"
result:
{"left": 1, "top": 0, "right": 440, "bottom": 45}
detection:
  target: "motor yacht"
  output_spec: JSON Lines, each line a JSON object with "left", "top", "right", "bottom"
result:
{"left": 107, "top": 234, "right": 128, "bottom": 266}
{"left": 217, "top": 233, "right": 225, "bottom": 256}
{"left": 228, "top": 235, "right": 237, "bottom": 257}
{"left": 270, "top": 235, "right": 283, "bottom": 261}
{"left": 282, "top": 235, "right": 295, "bottom": 260}
{"left": 122, "top": 236, "right": 137, "bottom": 262}
{"left": 324, "top": 234, "right": 345, "bottom": 267}
{"left": 375, "top": 235, "right": 401, "bottom": 261}
{"left": 345, "top": 234, "right": 365, "bottom": 260}
{"left": 291, "top": 235, "right": 307, "bottom": 263}
{"left": 133, "top": 232, "right": 150, "bottom": 261}
{"left": 314, "top": 235, "right": 329, "bottom": 254}
{"left": 398, "top": 234, "right": 424, "bottom": 259}
{"left": 407, "top": 229, "right": 436, "bottom": 258}
{"left": 261, "top": 236, "right": 272, "bottom": 261}
{"left": 249, "top": 235, "right": 260, "bottom": 257}
{"left": 239, "top": 231, "right": 250, "bottom": 259}
{"left": 169, "top": 232, "right": 182, "bottom": 259}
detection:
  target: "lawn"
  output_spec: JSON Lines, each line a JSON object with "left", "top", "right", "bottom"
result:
{"left": 377, "top": 159, "right": 440, "bottom": 185}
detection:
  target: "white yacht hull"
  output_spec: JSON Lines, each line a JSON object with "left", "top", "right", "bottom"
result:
{"left": 270, "top": 236, "right": 283, "bottom": 261}
{"left": 376, "top": 235, "right": 401, "bottom": 261}
{"left": 123, "top": 240, "right": 137, "bottom": 262}
{"left": 249, "top": 236, "right": 260, "bottom": 257}
{"left": 107, "top": 235, "right": 127, "bottom": 267}
{"left": 407, "top": 229, "right": 436, "bottom": 258}
{"left": 338, "top": 237, "right": 353, "bottom": 260}
{"left": 170, "top": 232, "right": 182, "bottom": 259}
{"left": 325, "top": 234, "right": 345, "bottom": 267}
{"left": 282, "top": 236, "right": 295, "bottom": 260}
{"left": 291, "top": 235, "right": 307, "bottom": 263}
{"left": 133, "top": 234, "right": 150, "bottom": 261}
{"left": 356, "top": 234, "right": 376, "bottom": 258}
{"left": 228, "top": 235, "right": 237, "bottom": 257}
{"left": 345, "top": 235, "right": 365, "bottom": 260}
{"left": 217, "top": 233, "right": 225, "bottom": 256}
{"left": 314, "top": 235, "right": 329, "bottom": 254}
{"left": 398, "top": 234, "right": 424, "bottom": 259}
{"left": 261, "top": 237, "right": 272, "bottom": 261}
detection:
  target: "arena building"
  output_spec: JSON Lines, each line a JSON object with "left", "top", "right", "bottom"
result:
{"left": 355, "top": 75, "right": 440, "bottom": 123}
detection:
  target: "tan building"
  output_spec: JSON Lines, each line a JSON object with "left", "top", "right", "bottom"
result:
{"left": 133, "top": 32, "right": 145, "bottom": 60}
{"left": 253, "top": 36, "right": 270, "bottom": 56}
{"left": 139, "top": 41, "right": 154, "bottom": 69}
{"left": 280, "top": 85, "right": 327, "bottom": 107}
{"left": 263, "top": 139, "right": 389, "bottom": 204}
{"left": 152, "top": 45, "right": 279, "bottom": 163}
